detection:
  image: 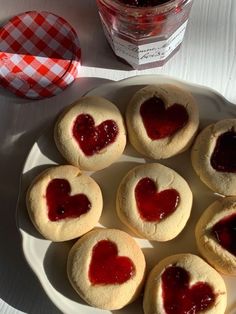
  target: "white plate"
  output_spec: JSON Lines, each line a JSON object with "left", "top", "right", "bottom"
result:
{"left": 16, "top": 75, "right": 236, "bottom": 314}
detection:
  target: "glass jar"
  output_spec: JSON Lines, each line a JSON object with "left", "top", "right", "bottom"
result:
{"left": 96, "top": 0, "right": 194, "bottom": 69}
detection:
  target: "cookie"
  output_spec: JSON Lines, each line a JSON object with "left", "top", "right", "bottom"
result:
{"left": 143, "top": 254, "right": 227, "bottom": 314}
{"left": 191, "top": 119, "right": 236, "bottom": 196}
{"left": 54, "top": 96, "right": 126, "bottom": 171}
{"left": 26, "top": 165, "right": 103, "bottom": 241}
{"left": 116, "top": 163, "right": 192, "bottom": 241}
{"left": 67, "top": 228, "right": 146, "bottom": 310}
{"left": 126, "top": 84, "right": 199, "bottom": 159}
{"left": 196, "top": 197, "right": 236, "bottom": 276}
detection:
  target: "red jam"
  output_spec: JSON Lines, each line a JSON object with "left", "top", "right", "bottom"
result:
{"left": 162, "top": 266, "right": 216, "bottom": 314}
{"left": 140, "top": 97, "right": 189, "bottom": 140}
{"left": 89, "top": 240, "right": 135, "bottom": 285}
{"left": 46, "top": 179, "right": 91, "bottom": 221}
{"left": 212, "top": 213, "right": 236, "bottom": 256}
{"left": 72, "top": 114, "right": 118, "bottom": 157}
{"left": 135, "top": 177, "right": 180, "bottom": 221}
{"left": 96, "top": 0, "right": 194, "bottom": 69}
{"left": 118, "top": 0, "right": 170, "bottom": 6}
{"left": 210, "top": 131, "right": 236, "bottom": 173}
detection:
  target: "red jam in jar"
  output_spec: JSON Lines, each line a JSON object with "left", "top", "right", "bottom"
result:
{"left": 96, "top": 0, "right": 194, "bottom": 69}
{"left": 118, "top": 0, "right": 171, "bottom": 6}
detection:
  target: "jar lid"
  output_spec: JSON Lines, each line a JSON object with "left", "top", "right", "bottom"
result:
{"left": 0, "top": 11, "right": 81, "bottom": 99}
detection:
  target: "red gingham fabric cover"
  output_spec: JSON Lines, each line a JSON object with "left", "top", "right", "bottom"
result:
{"left": 0, "top": 11, "right": 81, "bottom": 99}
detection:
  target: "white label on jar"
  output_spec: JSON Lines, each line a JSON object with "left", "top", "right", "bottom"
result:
{"left": 102, "top": 20, "right": 188, "bottom": 66}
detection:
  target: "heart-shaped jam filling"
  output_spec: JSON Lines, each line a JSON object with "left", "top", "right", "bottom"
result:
{"left": 72, "top": 114, "right": 118, "bottom": 156}
{"left": 89, "top": 240, "right": 135, "bottom": 285}
{"left": 46, "top": 179, "right": 91, "bottom": 221}
{"left": 212, "top": 213, "right": 236, "bottom": 256}
{"left": 140, "top": 97, "right": 189, "bottom": 140}
{"left": 135, "top": 177, "right": 180, "bottom": 222}
{"left": 162, "top": 266, "right": 215, "bottom": 314}
{"left": 210, "top": 130, "right": 236, "bottom": 172}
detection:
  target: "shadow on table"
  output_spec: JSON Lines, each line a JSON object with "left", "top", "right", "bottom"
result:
{"left": 43, "top": 241, "right": 85, "bottom": 304}
{"left": 0, "top": 76, "right": 111, "bottom": 314}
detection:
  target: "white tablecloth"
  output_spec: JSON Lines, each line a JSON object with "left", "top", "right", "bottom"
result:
{"left": 0, "top": 0, "right": 235, "bottom": 313}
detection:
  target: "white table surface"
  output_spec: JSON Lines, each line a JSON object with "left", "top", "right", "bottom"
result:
{"left": 0, "top": 0, "right": 235, "bottom": 313}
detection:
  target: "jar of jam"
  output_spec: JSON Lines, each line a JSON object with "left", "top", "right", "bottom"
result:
{"left": 96, "top": 0, "right": 194, "bottom": 69}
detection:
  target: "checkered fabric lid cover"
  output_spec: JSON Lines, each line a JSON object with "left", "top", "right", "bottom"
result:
{"left": 0, "top": 11, "right": 81, "bottom": 99}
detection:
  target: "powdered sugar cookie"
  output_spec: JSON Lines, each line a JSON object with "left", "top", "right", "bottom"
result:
{"left": 26, "top": 165, "right": 103, "bottom": 241}
{"left": 126, "top": 84, "right": 199, "bottom": 159}
{"left": 54, "top": 96, "right": 126, "bottom": 171}
{"left": 116, "top": 163, "right": 192, "bottom": 241}
{"left": 196, "top": 197, "right": 236, "bottom": 276}
{"left": 143, "top": 254, "right": 227, "bottom": 314}
{"left": 67, "top": 228, "right": 146, "bottom": 310}
{"left": 191, "top": 119, "right": 236, "bottom": 196}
